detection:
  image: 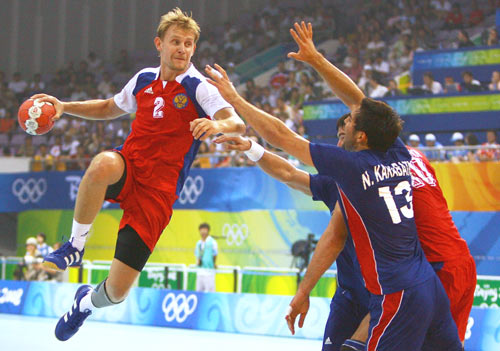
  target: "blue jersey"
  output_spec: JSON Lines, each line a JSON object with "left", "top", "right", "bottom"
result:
{"left": 309, "top": 174, "right": 370, "bottom": 306}
{"left": 310, "top": 138, "right": 434, "bottom": 295}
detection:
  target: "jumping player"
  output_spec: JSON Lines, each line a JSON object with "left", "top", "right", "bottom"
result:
{"left": 32, "top": 8, "right": 244, "bottom": 341}
{"left": 205, "top": 22, "right": 461, "bottom": 350}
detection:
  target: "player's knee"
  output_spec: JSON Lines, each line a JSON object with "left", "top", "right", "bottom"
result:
{"left": 86, "top": 152, "right": 124, "bottom": 185}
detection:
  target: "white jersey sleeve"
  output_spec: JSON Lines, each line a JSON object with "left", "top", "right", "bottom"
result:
{"left": 195, "top": 80, "right": 232, "bottom": 119}
{"left": 113, "top": 71, "right": 141, "bottom": 114}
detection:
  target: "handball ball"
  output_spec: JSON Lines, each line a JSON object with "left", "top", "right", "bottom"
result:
{"left": 18, "top": 98, "right": 56, "bottom": 135}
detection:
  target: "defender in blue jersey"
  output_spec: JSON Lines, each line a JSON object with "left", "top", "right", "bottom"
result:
{"left": 215, "top": 115, "right": 369, "bottom": 351}
{"left": 206, "top": 22, "right": 461, "bottom": 350}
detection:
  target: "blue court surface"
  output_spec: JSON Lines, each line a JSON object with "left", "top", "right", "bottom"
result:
{"left": 0, "top": 313, "right": 321, "bottom": 351}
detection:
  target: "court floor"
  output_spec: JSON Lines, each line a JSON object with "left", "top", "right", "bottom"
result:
{"left": 0, "top": 313, "right": 321, "bottom": 351}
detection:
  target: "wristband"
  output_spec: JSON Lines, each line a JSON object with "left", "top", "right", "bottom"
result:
{"left": 244, "top": 140, "right": 265, "bottom": 162}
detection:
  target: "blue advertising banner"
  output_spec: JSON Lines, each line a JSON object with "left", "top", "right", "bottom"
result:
{"left": 0, "top": 280, "right": 498, "bottom": 349}
{"left": 0, "top": 168, "right": 325, "bottom": 213}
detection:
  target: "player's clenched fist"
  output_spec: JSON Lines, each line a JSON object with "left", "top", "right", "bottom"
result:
{"left": 190, "top": 118, "right": 224, "bottom": 141}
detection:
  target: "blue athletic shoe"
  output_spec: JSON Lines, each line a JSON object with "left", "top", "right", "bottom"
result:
{"left": 55, "top": 285, "right": 92, "bottom": 341}
{"left": 43, "top": 241, "right": 84, "bottom": 271}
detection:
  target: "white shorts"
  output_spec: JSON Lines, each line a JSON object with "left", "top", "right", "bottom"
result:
{"left": 195, "top": 269, "right": 216, "bottom": 292}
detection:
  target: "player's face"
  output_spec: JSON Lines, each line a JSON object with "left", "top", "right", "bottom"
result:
{"left": 342, "top": 113, "right": 358, "bottom": 151}
{"left": 156, "top": 25, "right": 197, "bottom": 73}
{"left": 337, "top": 126, "right": 345, "bottom": 148}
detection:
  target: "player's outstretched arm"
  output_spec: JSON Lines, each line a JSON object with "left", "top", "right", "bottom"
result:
{"left": 30, "top": 94, "right": 126, "bottom": 121}
{"left": 205, "top": 64, "right": 313, "bottom": 166}
{"left": 288, "top": 22, "right": 364, "bottom": 111}
{"left": 215, "top": 135, "right": 312, "bottom": 195}
{"left": 285, "top": 203, "right": 347, "bottom": 335}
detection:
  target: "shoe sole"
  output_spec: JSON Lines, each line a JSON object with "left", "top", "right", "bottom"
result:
{"left": 43, "top": 261, "right": 64, "bottom": 271}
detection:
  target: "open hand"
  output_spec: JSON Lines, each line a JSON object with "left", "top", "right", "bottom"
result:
{"left": 190, "top": 118, "right": 225, "bottom": 141}
{"left": 29, "top": 93, "right": 64, "bottom": 121}
{"left": 285, "top": 291, "right": 310, "bottom": 335}
{"left": 204, "top": 64, "right": 240, "bottom": 105}
{"left": 287, "top": 22, "right": 320, "bottom": 64}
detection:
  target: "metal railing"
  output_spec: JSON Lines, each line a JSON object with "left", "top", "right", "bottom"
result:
{"left": 0, "top": 256, "right": 334, "bottom": 295}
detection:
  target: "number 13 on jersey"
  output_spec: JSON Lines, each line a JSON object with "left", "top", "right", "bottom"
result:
{"left": 378, "top": 180, "right": 414, "bottom": 224}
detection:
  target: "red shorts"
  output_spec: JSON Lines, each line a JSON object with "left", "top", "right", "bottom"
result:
{"left": 435, "top": 255, "right": 476, "bottom": 341}
{"left": 106, "top": 150, "right": 177, "bottom": 252}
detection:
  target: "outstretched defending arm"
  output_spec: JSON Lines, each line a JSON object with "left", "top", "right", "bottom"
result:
{"left": 285, "top": 203, "right": 348, "bottom": 334}
{"left": 215, "top": 135, "right": 312, "bottom": 195}
{"left": 287, "top": 21, "right": 365, "bottom": 111}
{"left": 204, "top": 64, "right": 313, "bottom": 166}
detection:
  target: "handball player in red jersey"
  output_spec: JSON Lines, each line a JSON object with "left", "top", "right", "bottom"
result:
{"left": 32, "top": 8, "right": 245, "bottom": 341}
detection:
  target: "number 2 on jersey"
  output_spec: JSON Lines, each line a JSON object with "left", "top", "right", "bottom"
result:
{"left": 378, "top": 180, "right": 414, "bottom": 224}
{"left": 153, "top": 97, "right": 165, "bottom": 118}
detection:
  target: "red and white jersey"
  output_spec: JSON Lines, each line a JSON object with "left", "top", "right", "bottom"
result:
{"left": 407, "top": 146, "right": 470, "bottom": 262}
{"left": 114, "top": 64, "right": 231, "bottom": 196}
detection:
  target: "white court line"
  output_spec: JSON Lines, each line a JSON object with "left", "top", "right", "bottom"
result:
{"left": 0, "top": 313, "right": 321, "bottom": 351}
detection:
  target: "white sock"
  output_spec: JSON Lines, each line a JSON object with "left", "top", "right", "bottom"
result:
{"left": 70, "top": 219, "right": 92, "bottom": 251}
{"left": 79, "top": 290, "right": 96, "bottom": 312}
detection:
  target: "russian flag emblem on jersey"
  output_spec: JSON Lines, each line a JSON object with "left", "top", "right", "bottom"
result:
{"left": 173, "top": 93, "right": 188, "bottom": 109}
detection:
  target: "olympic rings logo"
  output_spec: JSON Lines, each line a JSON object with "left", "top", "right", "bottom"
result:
{"left": 12, "top": 178, "right": 47, "bottom": 204}
{"left": 178, "top": 175, "right": 204, "bottom": 205}
{"left": 162, "top": 292, "right": 198, "bottom": 323}
{"left": 222, "top": 223, "right": 249, "bottom": 246}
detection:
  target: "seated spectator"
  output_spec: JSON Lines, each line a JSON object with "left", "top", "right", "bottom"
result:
{"left": 422, "top": 72, "right": 443, "bottom": 95}
{"left": 477, "top": 130, "right": 500, "bottom": 161}
{"left": 86, "top": 51, "right": 103, "bottom": 74}
{"left": 447, "top": 132, "right": 468, "bottom": 162}
{"left": 334, "top": 35, "right": 348, "bottom": 63}
{"left": 465, "top": 132, "right": 479, "bottom": 161}
{"left": 366, "top": 32, "right": 386, "bottom": 55}
{"left": 424, "top": 133, "right": 445, "bottom": 161}
{"left": 23, "top": 237, "right": 48, "bottom": 281}
{"left": 456, "top": 29, "right": 474, "bottom": 48}
{"left": 344, "top": 56, "right": 363, "bottom": 83}
{"left": 488, "top": 71, "right": 500, "bottom": 91}
{"left": 460, "top": 71, "right": 483, "bottom": 92}
{"left": 8, "top": 72, "right": 28, "bottom": 102}
{"left": 97, "top": 72, "right": 113, "bottom": 97}
{"left": 431, "top": 0, "right": 452, "bottom": 19}
{"left": 384, "top": 79, "right": 403, "bottom": 97}
{"left": 17, "top": 136, "right": 35, "bottom": 157}
{"left": 358, "top": 64, "right": 374, "bottom": 95}
{"left": 270, "top": 62, "right": 289, "bottom": 90}
{"left": 71, "top": 84, "right": 89, "bottom": 101}
{"left": 443, "top": 76, "right": 460, "bottom": 94}
{"left": 115, "top": 49, "right": 133, "bottom": 73}
{"left": 36, "top": 233, "right": 53, "bottom": 258}
{"left": 487, "top": 28, "right": 499, "bottom": 46}
{"left": 407, "top": 134, "right": 423, "bottom": 148}
{"left": 50, "top": 135, "right": 63, "bottom": 159}
{"left": 61, "top": 134, "right": 80, "bottom": 157}
{"left": 32, "top": 143, "right": 54, "bottom": 171}
{"left": 28, "top": 73, "right": 46, "bottom": 94}
{"left": 468, "top": 0, "right": 484, "bottom": 26}
{"left": 443, "top": 3, "right": 464, "bottom": 30}
{"left": 226, "top": 62, "right": 241, "bottom": 86}
{"left": 116, "top": 118, "right": 131, "bottom": 138}
{"left": 368, "top": 78, "right": 389, "bottom": 98}
{"left": 192, "top": 142, "right": 211, "bottom": 168}
{"left": 373, "top": 55, "right": 390, "bottom": 78}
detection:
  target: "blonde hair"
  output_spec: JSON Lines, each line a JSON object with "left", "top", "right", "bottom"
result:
{"left": 157, "top": 8, "right": 200, "bottom": 42}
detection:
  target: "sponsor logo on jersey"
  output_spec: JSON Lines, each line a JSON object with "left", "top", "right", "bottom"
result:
{"left": 173, "top": 93, "right": 188, "bottom": 109}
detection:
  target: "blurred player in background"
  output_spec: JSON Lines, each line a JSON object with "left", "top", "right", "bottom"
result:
{"left": 205, "top": 22, "right": 462, "bottom": 350}
{"left": 32, "top": 8, "right": 244, "bottom": 341}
